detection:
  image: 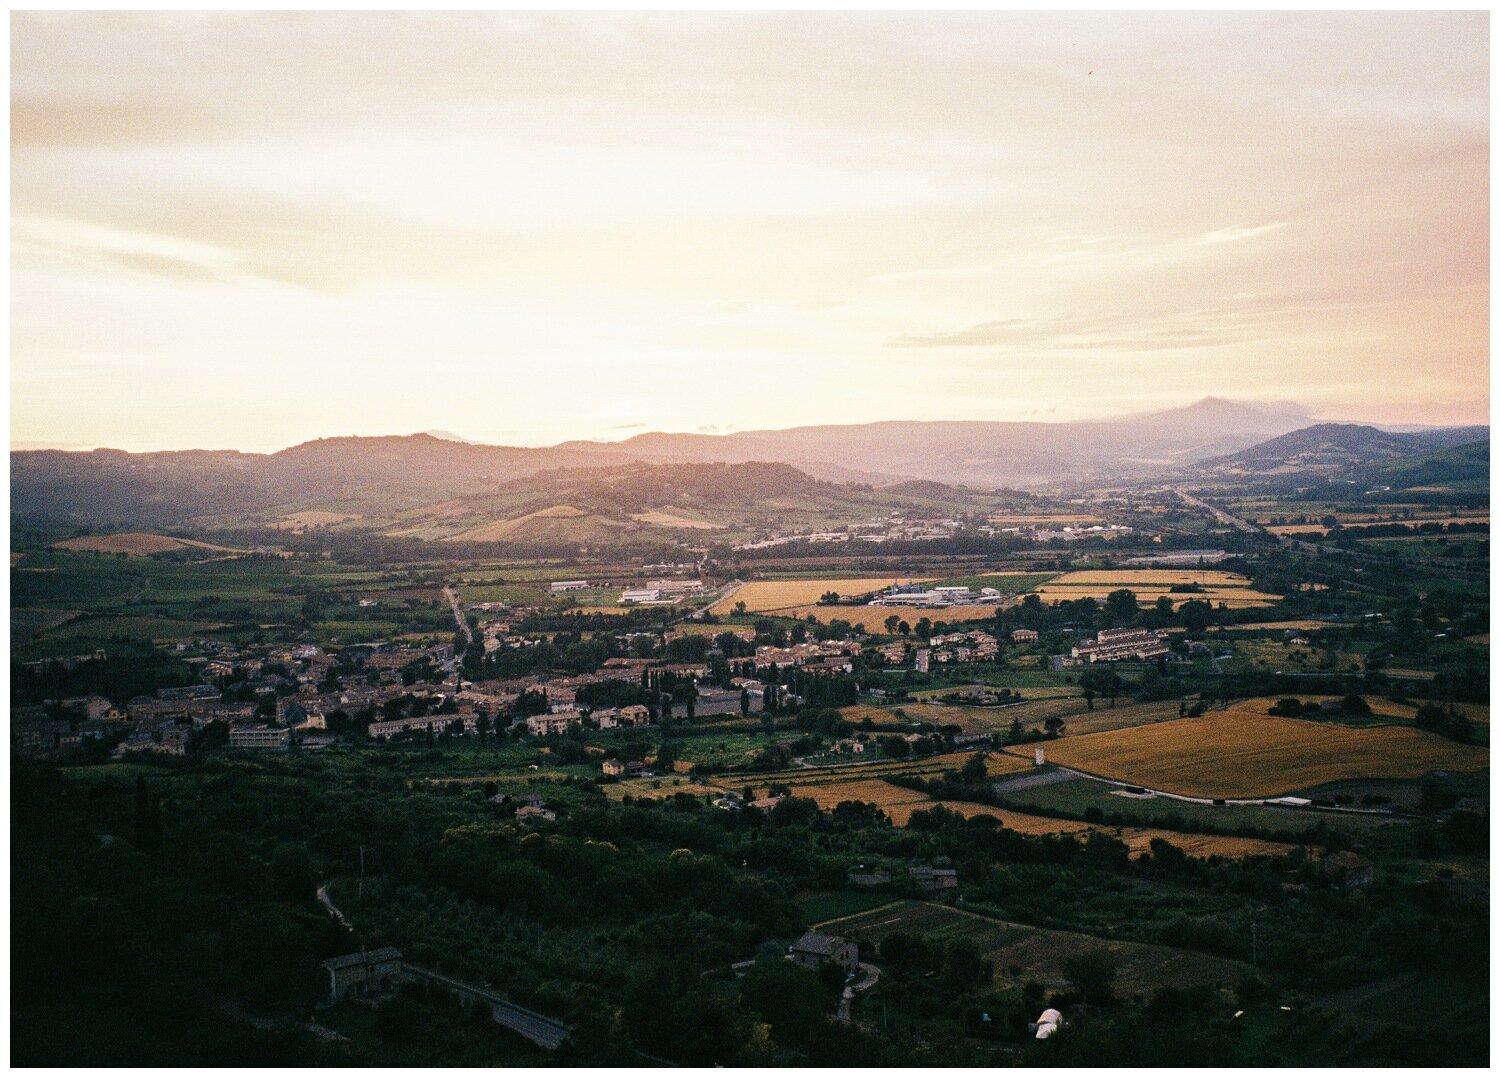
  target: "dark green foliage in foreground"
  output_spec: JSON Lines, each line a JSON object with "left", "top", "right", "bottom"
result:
{"left": 11, "top": 746, "right": 1490, "bottom": 1067}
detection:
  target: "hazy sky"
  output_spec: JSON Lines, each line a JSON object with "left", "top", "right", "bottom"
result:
{"left": 12, "top": 11, "right": 1489, "bottom": 452}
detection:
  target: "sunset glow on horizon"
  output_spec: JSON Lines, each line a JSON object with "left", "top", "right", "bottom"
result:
{"left": 12, "top": 11, "right": 1489, "bottom": 453}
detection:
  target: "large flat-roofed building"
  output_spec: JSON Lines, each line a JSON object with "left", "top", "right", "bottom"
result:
{"left": 1072, "top": 627, "right": 1170, "bottom": 663}
{"left": 549, "top": 580, "right": 589, "bottom": 593}
{"left": 229, "top": 724, "right": 290, "bottom": 751}
{"left": 930, "top": 585, "right": 975, "bottom": 601}
{"left": 323, "top": 947, "right": 403, "bottom": 1003}
{"left": 368, "top": 714, "right": 477, "bottom": 740}
{"left": 648, "top": 579, "right": 705, "bottom": 595}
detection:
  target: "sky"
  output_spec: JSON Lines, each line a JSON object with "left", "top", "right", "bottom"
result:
{"left": 11, "top": 11, "right": 1490, "bottom": 452}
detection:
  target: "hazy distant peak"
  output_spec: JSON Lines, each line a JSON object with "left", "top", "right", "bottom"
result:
{"left": 422, "top": 429, "right": 482, "bottom": 444}
{"left": 1129, "top": 396, "right": 1313, "bottom": 423}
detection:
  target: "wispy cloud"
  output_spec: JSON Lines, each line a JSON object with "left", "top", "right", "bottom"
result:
{"left": 1200, "top": 222, "right": 1287, "bottom": 245}
{"left": 889, "top": 295, "right": 1334, "bottom": 352}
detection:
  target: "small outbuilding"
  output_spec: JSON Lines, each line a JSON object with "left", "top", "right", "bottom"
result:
{"left": 323, "top": 947, "right": 403, "bottom": 1003}
{"left": 789, "top": 931, "right": 860, "bottom": 975}
{"left": 1031, "top": 1007, "right": 1063, "bottom": 1039}
{"left": 908, "top": 864, "right": 959, "bottom": 895}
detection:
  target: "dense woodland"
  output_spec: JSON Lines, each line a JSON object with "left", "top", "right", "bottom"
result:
{"left": 12, "top": 736, "right": 1489, "bottom": 1066}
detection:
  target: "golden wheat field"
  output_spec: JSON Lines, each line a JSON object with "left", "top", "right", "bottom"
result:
{"left": 838, "top": 704, "right": 911, "bottom": 727}
{"left": 863, "top": 698, "right": 1164, "bottom": 739}
{"left": 1042, "top": 699, "right": 1187, "bottom": 737}
{"left": 53, "top": 533, "right": 240, "bottom": 556}
{"left": 1048, "top": 569, "right": 1254, "bottom": 586}
{"left": 987, "top": 513, "right": 1105, "bottom": 525}
{"left": 880, "top": 795, "right": 1090, "bottom": 829}
{"left": 786, "top": 780, "right": 931, "bottom": 809}
{"left": 602, "top": 779, "right": 729, "bottom": 802}
{"left": 1267, "top": 516, "right": 1489, "bottom": 536}
{"left": 826, "top": 783, "right": 1302, "bottom": 859}
{"left": 710, "top": 577, "right": 937, "bottom": 614}
{"left": 629, "top": 511, "right": 724, "bottom": 530}
{"left": 882, "top": 702, "right": 1047, "bottom": 732}
{"left": 1141, "top": 832, "right": 1300, "bottom": 859}
{"left": 781, "top": 603, "right": 1002, "bottom": 625}
{"left": 445, "top": 504, "right": 610, "bottom": 542}
{"left": 1207, "top": 619, "right": 1339, "bottom": 632}
{"left": 274, "top": 510, "right": 360, "bottom": 530}
{"left": 1033, "top": 589, "right": 1277, "bottom": 609}
{"left": 1025, "top": 569, "right": 1281, "bottom": 608}
{"left": 1283, "top": 695, "right": 1422, "bottom": 721}
{"left": 1032, "top": 700, "right": 1490, "bottom": 797}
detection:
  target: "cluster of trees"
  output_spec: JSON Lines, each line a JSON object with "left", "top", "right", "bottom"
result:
{"left": 1266, "top": 694, "right": 1369, "bottom": 718}
{"left": 460, "top": 631, "right": 618, "bottom": 681}
{"left": 994, "top": 590, "right": 1225, "bottom": 642}
{"left": 12, "top": 647, "right": 196, "bottom": 708}
{"left": 14, "top": 695, "right": 1490, "bottom": 1068}
{"left": 1413, "top": 701, "right": 1477, "bottom": 743}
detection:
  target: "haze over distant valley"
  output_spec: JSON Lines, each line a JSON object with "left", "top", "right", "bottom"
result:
{"left": 11, "top": 398, "right": 1487, "bottom": 540}
{"left": 12, "top": 12, "right": 1488, "bottom": 453}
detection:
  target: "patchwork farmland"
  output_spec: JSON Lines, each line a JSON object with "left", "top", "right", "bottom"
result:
{"left": 815, "top": 901, "right": 1254, "bottom": 997}
{"left": 1022, "top": 568, "right": 1281, "bottom": 608}
{"left": 780, "top": 603, "right": 1002, "bottom": 626}
{"left": 747, "top": 750, "right": 1036, "bottom": 791}
{"left": 788, "top": 777, "right": 1301, "bottom": 859}
{"left": 1027, "top": 699, "right": 1490, "bottom": 798}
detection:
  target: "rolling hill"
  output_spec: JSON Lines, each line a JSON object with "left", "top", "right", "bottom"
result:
{"left": 562, "top": 397, "right": 1319, "bottom": 487}
{"left": 12, "top": 402, "right": 1486, "bottom": 535}
{"left": 408, "top": 461, "right": 997, "bottom": 543}
{"left": 1190, "top": 423, "right": 1489, "bottom": 480}
{"left": 1367, "top": 440, "right": 1489, "bottom": 488}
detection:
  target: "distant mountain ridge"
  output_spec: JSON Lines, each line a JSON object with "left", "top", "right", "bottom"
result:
{"left": 549, "top": 397, "right": 1321, "bottom": 487}
{"left": 1192, "top": 422, "right": 1489, "bottom": 477}
{"left": 12, "top": 400, "right": 1488, "bottom": 532}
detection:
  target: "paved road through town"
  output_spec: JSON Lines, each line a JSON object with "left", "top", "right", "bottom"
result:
{"left": 442, "top": 585, "right": 471, "bottom": 648}
{"left": 1174, "top": 489, "right": 1262, "bottom": 534}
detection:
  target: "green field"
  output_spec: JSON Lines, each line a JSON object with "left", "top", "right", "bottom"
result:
{"left": 22, "top": 614, "right": 229, "bottom": 658}
{"left": 799, "top": 891, "right": 900, "bottom": 924}
{"left": 815, "top": 900, "right": 1253, "bottom": 997}
{"left": 993, "top": 773, "right": 1400, "bottom": 842}
{"left": 906, "top": 669, "right": 1085, "bottom": 695}
{"left": 930, "top": 571, "right": 1058, "bottom": 593}
{"left": 11, "top": 550, "right": 455, "bottom": 657}
{"left": 455, "top": 583, "right": 550, "bottom": 605}
{"left": 1318, "top": 971, "right": 1489, "bottom": 1032}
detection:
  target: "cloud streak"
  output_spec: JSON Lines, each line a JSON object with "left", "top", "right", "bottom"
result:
{"left": 1201, "top": 222, "right": 1288, "bottom": 245}
{"left": 10, "top": 12, "right": 1489, "bottom": 450}
{"left": 889, "top": 294, "right": 1352, "bottom": 353}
